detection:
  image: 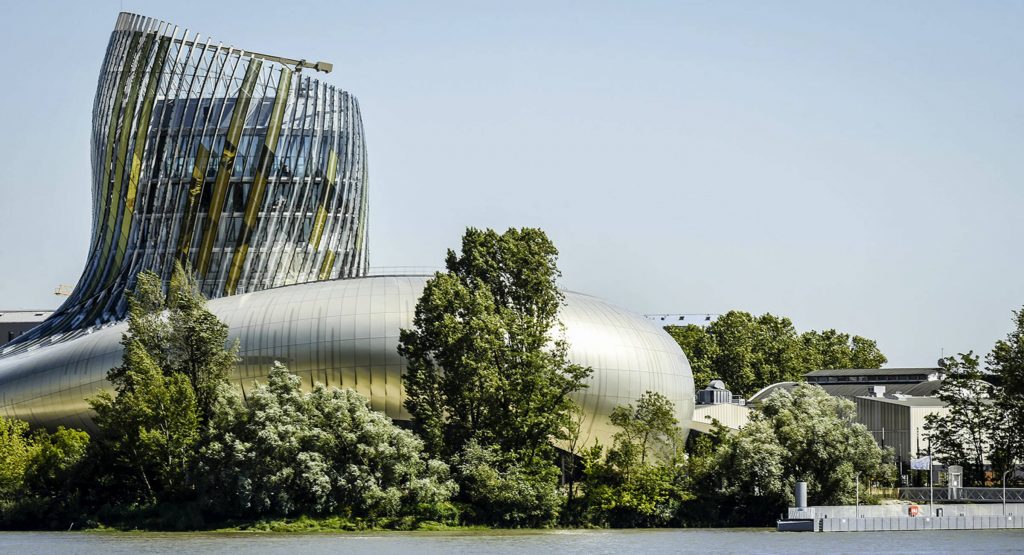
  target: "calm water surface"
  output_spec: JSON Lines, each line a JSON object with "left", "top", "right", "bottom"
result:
{"left": 2, "top": 529, "right": 1023, "bottom": 555}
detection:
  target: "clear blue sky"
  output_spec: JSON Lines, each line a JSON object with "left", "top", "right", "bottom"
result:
{"left": 0, "top": 0, "right": 1021, "bottom": 367}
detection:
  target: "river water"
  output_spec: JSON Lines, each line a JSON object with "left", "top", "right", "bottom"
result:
{"left": 1, "top": 529, "right": 1022, "bottom": 554}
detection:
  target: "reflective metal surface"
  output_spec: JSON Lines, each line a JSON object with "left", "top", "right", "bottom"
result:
{"left": 0, "top": 276, "right": 694, "bottom": 445}
{"left": 10, "top": 12, "right": 368, "bottom": 352}
{"left": 0, "top": 13, "right": 694, "bottom": 445}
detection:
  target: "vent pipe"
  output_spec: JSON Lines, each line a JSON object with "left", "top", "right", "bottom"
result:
{"left": 795, "top": 481, "right": 807, "bottom": 509}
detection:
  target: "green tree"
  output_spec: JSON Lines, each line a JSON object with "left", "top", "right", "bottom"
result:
{"left": 608, "top": 391, "right": 681, "bottom": 470}
{"left": 850, "top": 335, "right": 888, "bottom": 368}
{"left": 398, "top": 228, "right": 590, "bottom": 459}
{"left": 666, "top": 313, "right": 887, "bottom": 398}
{"left": 398, "top": 227, "right": 590, "bottom": 525}
{"left": 22, "top": 427, "right": 90, "bottom": 501}
{"left": 200, "top": 362, "right": 456, "bottom": 522}
{"left": 987, "top": 307, "right": 1024, "bottom": 479}
{"left": 749, "top": 313, "right": 807, "bottom": 390}
{"left": 0, "top": 417, "right": 90, "bottom": 528}
{"left": 666, "top": 311, "right": 808, "bottom": 397}
{"left": 88, "top": 264, "right": 237, "bottom": 505}
{"left": 663, "top": 324, "right": 718, "bottom": 390}
{"left": 801, "top": 329, "right": 887, "bottom": 370}
{"left": 0, "top": 417, "right": 33, "bottom": 505}
{"left": 578, "top": 392, "right": 688, "bottom": 527}
{"left": 455, "top": 440, "right": 562, "bottom": 528}
{"left": 924, "top": 353, "right": 996, "bottom": 485}
{"left": 705, "top": 311, "right": 758, "bottom": 396}
{"left": 90, "top": 338, "right": 200, "bottom": 503}
{"left": 689, "top": 384, "right": 892, "bottom": 525}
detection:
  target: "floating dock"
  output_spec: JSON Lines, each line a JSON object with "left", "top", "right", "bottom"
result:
{"left": 780, "top": 503, "right": 1024, "bottom": 532}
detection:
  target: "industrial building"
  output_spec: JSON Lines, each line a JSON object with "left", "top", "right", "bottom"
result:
{"left": 0, "top": 311, "right": 52, "bottom": 345}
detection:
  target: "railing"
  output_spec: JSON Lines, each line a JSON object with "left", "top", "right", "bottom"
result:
{"left": 899, "top": 487, "right": 1024, "bottom": 503}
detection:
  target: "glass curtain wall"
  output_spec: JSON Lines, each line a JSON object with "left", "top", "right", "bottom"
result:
{"left": 7, "top": 12, "right": 368, "bottom": 353}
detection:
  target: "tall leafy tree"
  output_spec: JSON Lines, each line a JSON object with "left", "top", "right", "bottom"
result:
{"left": 663, "top": 324, "right": 718, "bottom": 390}
{"left": 705, "top": 311, "right": 758, "bottom": 395}
{"left": 88, "top": 264, "right": 238, "bottom": 504}
{"left": 987, "top": 307, "right": 1024, "bottom": 478}
{"left": 608, "top": 391, "right": 681, "bottom": 470}
{"left": 801, "top": 329, "right": 887, "bottom": 370}
{"left": 849, "top": 335, "right": 888, "bottom": 369}
{"left": 750, "top": 314, "right": 806, "bottom": 390}
{"left": 924, "top": 353, "right": 997, "bottom": 485}
{"left": 398, "top": 227, "right": 591, "bottom": 461}
{"left": 666, "top": 312, "right": 887, "bottom": 397}
{"left": 578, "top": 392, "right": 688, "bottom": 528}
{"left": 89, "top": 312, "right": 201, "bottom": 503}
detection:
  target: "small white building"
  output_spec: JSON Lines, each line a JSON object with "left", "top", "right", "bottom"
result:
{"left": 691, "top": 380, "right": 751, "bottom": 433}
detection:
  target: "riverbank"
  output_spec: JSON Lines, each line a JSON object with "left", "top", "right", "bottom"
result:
{"left": 58, "top": 516, "right": 493, "bottom": 534}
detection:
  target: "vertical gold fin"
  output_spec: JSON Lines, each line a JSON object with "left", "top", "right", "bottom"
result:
{"left": 224, "top": 67, "right": 292, "bottom": 295}
{"left": 195, "top": 59, "right": 263, "bottom": 280}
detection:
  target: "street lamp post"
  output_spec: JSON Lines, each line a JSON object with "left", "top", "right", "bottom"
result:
{"left": 855, "top": 473, "right": 860, "bottom": 518}
{"left": 1004, "top": 466, "right": 1017, "bottom": 517}
{"left": 928, "top": 438, "right": 934, "bottom": 517}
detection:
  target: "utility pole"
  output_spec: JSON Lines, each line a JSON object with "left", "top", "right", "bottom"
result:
{"left": 1005, "top": 466, "right": 1017, "bottom": 517}
{"left": 929, "top": 437, "right": 934, "bottom": 517}
{"left": 856, "top": 473, "right": 860, "bottom": 518}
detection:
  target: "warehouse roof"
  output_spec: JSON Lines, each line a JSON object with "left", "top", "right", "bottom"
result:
{"left": 805, "top": 368, "right": 941, "bottom": 378}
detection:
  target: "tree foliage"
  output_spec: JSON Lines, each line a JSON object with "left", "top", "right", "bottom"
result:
{"left": 454, "top": 440, "right": 562, "bottom": 527}
{"left": 987, "top": 308, "right": 1024, "bottom": 478}
{"left": 577, "top": 392, "right": 689, "bottom": 528}
{"left": 665, "top": 311, "right": 887, "bottom": 396}
{"left": 923, "top": 353, "right": 995, "bottom": 485}
{"left": 0, "top": 416, "right": 89, "bottom": 527}
{"left": 801, "top": 329, "right": 888, "bottom": 370}
{"left": 608, "top": 391, "right": 681, "bottom": 470}
{"left": 0, "top": 417, "right": 32, "bottom": 502}
{"left": 88, "top": 264, "right": 236, "bottom": 506}
{"left": 399, "top": 227, "right": 591, "bottom": 462}
{"left": 686, "top": 384, "right": 892, "bottom": 525}
{"left": 200, "top": 363, "right": 457, "bottom": 522}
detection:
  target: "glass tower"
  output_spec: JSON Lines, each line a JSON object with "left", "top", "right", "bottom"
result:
{"left": 11, "top": 12, "right": 369, "bottom": 349}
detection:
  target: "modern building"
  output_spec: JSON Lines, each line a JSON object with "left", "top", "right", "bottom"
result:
{"left": 853, "top": 395, "right": 949, "bottom": 463}
{"left": 0, "top": 311, "right": 53, "bottom": 345}
{"left": 691, "top": 380, "right": 751, "bottom": 433}
{"left": 0, "top": 13, "right": 695, "bottom": 447}
{"left": 8, "top": 12, "right": 368, "bottom": 353}
{"left": 748, "top": 367, "right": 946, "bottom": 404}
{"left": 747, "top": 368, "right": 960, "bottom": 464}
{"left": 0, "top": 276, "right": 694, "bottom": 445}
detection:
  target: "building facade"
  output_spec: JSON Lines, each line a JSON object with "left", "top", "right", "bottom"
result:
{"left": 0, "top": 13, "right": 695, "bottom": 444}
{"left": 10, "top": 12, "right": 368, "bottom": 351}
{"left": 0, "top": 311, "right": 53, "bottom": 346}
{"left": 0, "top": 276, "right": 695, "bottom": 446}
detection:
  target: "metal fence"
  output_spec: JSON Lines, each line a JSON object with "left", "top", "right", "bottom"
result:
{"left": 899, "top": 487, "right": 1024, "bottom": 503}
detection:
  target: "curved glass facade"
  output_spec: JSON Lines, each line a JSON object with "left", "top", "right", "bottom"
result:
{"left": 10, "top": 12, "right": 368, "bottom": 350}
